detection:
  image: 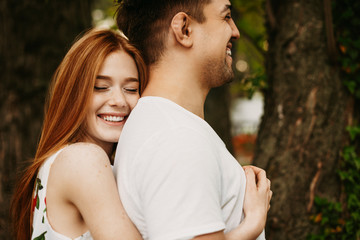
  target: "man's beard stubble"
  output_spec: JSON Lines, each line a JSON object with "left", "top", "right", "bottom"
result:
{"left": 200, "top": 56, "right": 234, "bottom": 89}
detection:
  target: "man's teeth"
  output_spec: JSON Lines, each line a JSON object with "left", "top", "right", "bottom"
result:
{"left": 102, "top": 115, "right": 124, "bottom": 122}
{"left": 226, "top": 48, "right": 232, "bottom": 56}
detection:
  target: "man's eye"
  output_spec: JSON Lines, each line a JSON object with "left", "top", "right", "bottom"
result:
{"left": 225, "top": 15, "right": 232, "bottom": 20}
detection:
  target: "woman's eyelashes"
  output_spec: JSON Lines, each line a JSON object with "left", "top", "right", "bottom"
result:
{"left": 94, "top": 85, "right": 139, "bottom": 93}
{"left": 124, "top": 87, "right": 139, "bottom": 93}
{"left": 94, "top": 86, "right": 108, "bottom": 91}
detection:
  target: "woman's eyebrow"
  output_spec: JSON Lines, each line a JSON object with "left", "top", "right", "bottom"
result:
{"left": 96, "top": 75, "right": 111, "bottom": 80}
{"left": 120, "top": 77, "right": 139, "bottom": 83}
{"left": 96, "top": 75, "right": 138, "bottom": 82}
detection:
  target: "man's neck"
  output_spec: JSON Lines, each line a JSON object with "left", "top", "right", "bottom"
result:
{"left": 142, "top": 63, "right": 209, "bottom": 119}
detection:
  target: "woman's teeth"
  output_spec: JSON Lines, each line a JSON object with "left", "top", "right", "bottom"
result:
{"left": 102, "top": 115, "right": 124, "bottom": 122}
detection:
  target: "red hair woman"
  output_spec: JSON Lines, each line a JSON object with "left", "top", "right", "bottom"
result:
{"left": 11, "top": 28, "right": 147, "bottom": 240}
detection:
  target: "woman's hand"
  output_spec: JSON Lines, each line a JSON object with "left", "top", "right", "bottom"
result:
{"left": 242, "top": 165, "right": 272, "bottom": 238}
{"left": 224, "top": 166, "right": 272, "bottom": 240}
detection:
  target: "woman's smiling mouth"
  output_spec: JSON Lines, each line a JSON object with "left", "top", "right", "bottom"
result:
{"left": 98, "top": 114, "right": 125, "bottom": 122}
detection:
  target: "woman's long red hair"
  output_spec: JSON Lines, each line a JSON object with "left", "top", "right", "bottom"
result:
{"left": 10, "top": 28, "right": 147, "bottom": 240}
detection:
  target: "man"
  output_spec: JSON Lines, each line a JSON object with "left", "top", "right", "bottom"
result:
{"left": 114, "top": 0, "right": 272, "bottom": 239}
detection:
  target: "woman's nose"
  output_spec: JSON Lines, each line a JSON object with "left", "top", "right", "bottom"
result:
{"left": 109, "top": 90, "right": 127, "bottom": 108}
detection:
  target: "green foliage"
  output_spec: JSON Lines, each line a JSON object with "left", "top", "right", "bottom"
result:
{"left": 308, "top": 1, "right": 360, "bottom": 239}
{"left": 339, "top": 143, "right": 360, "bottom": 230}
{"left": 346, "top": 126, "right": 360, "bottom": 141}
{"left": 230, "top": 0, "right": 267, "bottom": 98}
{"left": 232, "top": 68, "right": 267, "bottom": 99}
{"left": 334, "top": 1, "right": 360, "bottom": 237}
{"left": 308, "top": 126, "right": 360, "bottom": 239}
{"left": 307, "top": 197, "right": 344, "bottom": 240}
{"left": 92, "top": 0, "right": 117, "bottom": 28}
{"left": 334, "top": 0, "right": 360, "bottom": 98}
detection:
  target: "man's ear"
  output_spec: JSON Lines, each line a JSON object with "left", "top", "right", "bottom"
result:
{"left": 170, "top": 12, "right": 193, "bottom": 48}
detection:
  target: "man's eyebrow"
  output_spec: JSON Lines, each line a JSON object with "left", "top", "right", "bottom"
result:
{"left": 221, "top": 4, "right": 232, "bottom": 13}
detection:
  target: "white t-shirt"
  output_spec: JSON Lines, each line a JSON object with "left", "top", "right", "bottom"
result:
{"left": 114, "top": 96, "right": 264, "bottom": 240}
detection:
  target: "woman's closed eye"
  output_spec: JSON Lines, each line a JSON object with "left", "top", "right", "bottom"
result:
{"left": 94, "top": 86, "right": 108, "bottom": 91}
{"left": 124, "top": 87, "right": 138, "bottom": 93}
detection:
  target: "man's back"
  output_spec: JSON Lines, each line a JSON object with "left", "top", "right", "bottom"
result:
{"left": 114, "top": 97, "right": 246, "bottom": 240}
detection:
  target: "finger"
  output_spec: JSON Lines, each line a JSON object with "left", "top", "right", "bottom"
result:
{"left": 247, "top": 166, "right": 267, "bottom": 182}
{"left": 269, "top": 190, "right": 273, "bottom": 202}
{"left": 243, "top": 165, "right": 266, "bottom": 181}
{"left": 268, "top": 190, "right": 272, "bottom": 211}
{"left": 244, "top": 167, "right": 256, "bottom": 189}
{"left": 243, "top": 165, "right": 264, "bottom": 175}
{"left": 243, "top": 166, "right": 268, "bottom": 189}
{"left": 255, "top": 170, "right": 268, "bottom": 189}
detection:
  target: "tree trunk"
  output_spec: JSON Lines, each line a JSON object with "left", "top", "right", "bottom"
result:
{"left": 0, "top": 1, "right": 93, "bottom": 237}
{"left": 253, "top": 0, "right": 348, "bottom": 239}
{"left": 205, "top": 85, "right": 234, "bottom": 154}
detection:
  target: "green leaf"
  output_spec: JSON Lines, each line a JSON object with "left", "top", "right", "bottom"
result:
{"left": 33, "top": 231, "right": 47, "bottom": 240}
{"left": 36, "top": 178, "right": 43, "bottom": 190}
{"left": 343, "top": 80, "right": 356, "bottom": 93}
{"left": 36, "top": 196, "right": 40, "bottom": 210}
{"left": 346, "top": 125, "right": 360, "bottom": 140}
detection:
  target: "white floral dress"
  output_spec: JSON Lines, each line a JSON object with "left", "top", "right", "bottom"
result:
{"left": 31, "top": 148, "right": 93, "bottom": 240}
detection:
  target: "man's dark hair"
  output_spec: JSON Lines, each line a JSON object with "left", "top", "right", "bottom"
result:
{"left": 116, "top": 0, "right": 211, "bottom": 65}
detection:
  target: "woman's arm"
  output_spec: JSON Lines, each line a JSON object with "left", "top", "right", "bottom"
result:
{"left": 47, "top": 143, "right": 142, "bottom": 240}
{"left": 49, "top": 142, "right": 270, "bottom": 240}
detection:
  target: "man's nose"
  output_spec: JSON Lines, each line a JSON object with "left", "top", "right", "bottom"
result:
{"left": 231, "top": 19, "right": 240, "bottom": 40}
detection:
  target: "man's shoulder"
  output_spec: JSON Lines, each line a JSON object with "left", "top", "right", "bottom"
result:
{"left": 119, "top": 96, "right": 221, "bottom": 158}
{"left": 121, "top": 98, "right": 175, "bottom": 142}
{"left": 125, "top": 97, "right": 202, "bottom": 136}
{"left": 131, "top": 97, "right": 212, "bottom": 129}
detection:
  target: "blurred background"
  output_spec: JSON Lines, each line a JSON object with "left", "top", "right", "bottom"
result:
{"left": 1, "top": 0, "right": 359, "bottom": 239}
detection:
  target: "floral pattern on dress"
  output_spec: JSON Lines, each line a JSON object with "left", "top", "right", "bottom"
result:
{"left": 33, "top": 231, "right": 47, "bottom": 240}
{"left": 33, "top": 178, "right": 43, "bottom": 212}
{"left": 33, "top": 178, "right": 48, "bottom": 239}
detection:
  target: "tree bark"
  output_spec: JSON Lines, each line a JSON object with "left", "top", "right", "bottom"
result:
{"left": 205, "top": 85, "right": 234, "bottom": 154}
{"left": 0, "top": 1, "right": 92, "bottom": 237}
{"left": 254, "top": 0, "right": 348, "bottom": 239}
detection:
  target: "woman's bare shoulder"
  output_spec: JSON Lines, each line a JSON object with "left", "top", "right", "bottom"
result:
{"left": 56, "top": 142, "right": 109, "bottom": 166}
{"left": 50, "top": 142, "right": 112, "bottom": 185}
